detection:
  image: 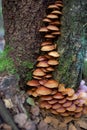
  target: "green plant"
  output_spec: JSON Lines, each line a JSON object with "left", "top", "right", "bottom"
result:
{"left": 0, "top": 46, "right": 17, "bottom": 74}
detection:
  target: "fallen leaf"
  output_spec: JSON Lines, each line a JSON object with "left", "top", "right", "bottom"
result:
{"left": 26, "top": 97, "right": 35, "bottom": 106}
{"left": 3, "top": 98, "right": 13, "bottom": 109}
{"left": 64, "top": 117, "right": 74, "bottom": 124}
{"left": 77, "top": 120, "right": 87, "bottom": 129}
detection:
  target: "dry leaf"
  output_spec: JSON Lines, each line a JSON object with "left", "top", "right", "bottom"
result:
{"left": 77, "top": 120, "right": 87, "bottom": 129}
{"left": 69, "top": 123, "right": 77, "bottom": 130}
{"left": 3, "top": 98, "right": 13, "bottom": 109}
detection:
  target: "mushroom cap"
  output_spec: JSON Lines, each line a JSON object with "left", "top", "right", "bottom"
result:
{"left": 37, "top": 55, "right": 47, "bottom": 61}
{"left": 39, "top": 27, "right": 48, "bottom": 32}
{"left": 63, "top": 101, "right": 72, "bottom": 107}
{"left": 46, "top": 67, "right": 55, "bottom": 72}
{"left": 61, "top": 112, "right": 69, "bottom": 117}
{"left": 44, "top": 79, "right": 59, "bottom": 88}
{"left": 40, "top": 101, "right": 52, "bottom": 109}
{"left": 47, "top": 25, "right": 59, "bottom": 31}
{"left": 47, "top": 14, "right": 58, "bottom": 19}
{"left": 44, "top": 34, "right": 55, "bottom": 39}
{"left": 48, "top": 59, "right": 59, "bottom": 65}
{"left": 51, "top": 21, "right": 61, "bottom": 25}
{"left": 51, "top": 10, "right": 62, "bottom": 15}
{"left": 48, "top": 51, "right": 60, "bottom": 57}
{"left": 63, "top": 88, "right": 75, "bottom": 96}
{"left": 52, "top": 103, "right": 62, "bottom": 109}
{"left": 36, "top": 86, "right": 52, "bottom": 95}
{"left": 51, "top": 32, "right": 61, "bottom": 35}
{"left": 45, "top": 74, "right": 52, "bottom": 78}
{"left": 50, "top": 109, "right": 58, "bottom": 115}
{"left": 55, "top": 1, "right": 63, "bottom": 4}
{"left": 27, "top": 79, "right": 40, "bottom": 86}
{"left": 75, "top": 106, "right": 83, "bottom": 113}
{"left": 39, "top": 79, "right": 48, "bottom": 85}
{"left": 41, "top": 41, "right": 52, "bottom": 46}
{"left": 56, "top": 107, "right": 66, "bottom": 113}
{"left": 48, "top": 4, "right": 59, "bottom": 9}
{"left": 36, "top": 61, "right": 49, "bottom": 67}
{"left": 48, "top": 99, "right": 58, "bottom": 104}
{"left": 41, "top": 68, "right": 48, "bottom": 72}
{"left": 33, "top": 76, "right": 42, "bottom": 80}
{"left": 66, "top": 94, "right": 78, "bottom": 101}
{"left": 33, "top": 68, "right": 46, "bottom": 76}
{"left": 43, "top": 18, "right": 52, "bottom": 23}
{"left": 56, "top": 3, "right": 63, "bottom": 7}
{"left": 40, "top": 95, "right": 52, "bottom": 101}
{"left": 31, "top": 91, "right": 38, "bottom": 97}
{"left": 41, "top": 45, "right": 56, "bottom": 51}
{"left": 53, "top": 92, "right": 64, "bottom": 99}
{"left": 58, "top": 84, "right": 65, "bottom": 92}
{"left": 51, "top": 89, "right": 57, "bottom": 95}
{"left": 66, "top": 104, "right": 76, "bottom": 112}
{"left": 58, "top": 98, "right": 66, "bottom": 104}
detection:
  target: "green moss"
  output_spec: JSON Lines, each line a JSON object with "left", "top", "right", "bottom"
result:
{"left": 0, "top": 46, "right": 17, "bottom": 74}
{"left": 83, "top": 60, "right": 87, "bottom": 78}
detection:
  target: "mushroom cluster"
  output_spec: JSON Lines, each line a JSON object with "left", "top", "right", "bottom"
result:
{"left": 27, "top": 0, "right": 87, "bottom": 118}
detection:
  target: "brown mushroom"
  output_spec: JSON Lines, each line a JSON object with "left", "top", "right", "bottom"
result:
{"left": 48, "top": 59, "right": 59, "bottom": 65}
{"left": 44, "top": 79, "right": 59, "bottom": 88}
{"left": 62, "top": 88, "right": 75, "bottom": 96}
{"left": 51, "top": 21, "right": 61, "bottom": 25}
{"left": 58, "top": 84, "right": 65, "bottom": 92}
{"left": 44, "top": 34, "right": 55, "bottom": 39}
{"left": 43, "top": 18, "right": 52, "bottom": 23}
{"left": 63, "top": 101, "right": 72, "bottom": 107}
{"left": 66, "top": 94, "right": 78, "bottom": 101}
{"left": 53, "top": 92, "right": 64, "bottom": 99}
{"left": 74, "top": 112, "right": 82, "bottom": 118}
{"left": 50, "top": 109, "right": 58, "bottom": 115}
{"left": 39, "top": 27, "right": 48, "bottom": 32}
{"left": 58, "top": 98, "right": 66, "bottom": 104}
{"left": 27, "top": 79, "right": 40, "bottom": 87}
{"left": 51, "top": 32, "right": 61, "bottom": 35}
{"left": 40, "top": 95, "right": 52, "bottom": 101}
{"left": 52, "top": 103, "right": 62, "bottom": 109}
{"left": 46, "top": 67, "right": 55, "bottom": 72}
{"left": 51, "top": 10, "right": 62, "bottom": 15}
{"left": 37, "top": 55, "right": 47, "bottom": 61}
{"left": 40, "top": 101, "right": 52, "bottom": 109}
{"left": 61, "top": 112, "right": 69, "bottom": 117}
{"left": 36, "top": 86, "right": 52, "bottom": 95}
{"left": 47, "top": 14, "right": 58, "bottom": 19}
{"left": 39, "top": 79, "right": 48, "bottom": 85}
{"left": 45, "top": 74, "right": 52, "bottom": 78}
{"left": 66, "top": 104, "right": 76, "bottom": 111}
{"left": 41, "top": 45, "right": 56, "bottom": 51}
{"left": 33, "top": 68, "right": 46, "bottom": 76}
{"left": 56, "top": 107, "right": 66, "bottom": 113}
{"left": 33, "top": 76, "right": 42, "bottom": 80}
{"left": 48, "top": 5, "right": 59, "bottom": 9}
{"left": 36, "top": 61, "right": 49, "bottom": 67}
{"left": 48, "top": 99, "right": 58, "bottom": 104}
{"left": 48, "top": 51, "right": 60, "bottom": 58}
{"left": 56, "top": 3, "right": 63, "bottom": 7}
{"left": 75, "top": 106, "right": 83, "bottom": 113}
{"left": 41, "top": 41, "right": 52, "bottom": 46}
{"left": 47, "top": 25, "right": 59, "bottom": 31}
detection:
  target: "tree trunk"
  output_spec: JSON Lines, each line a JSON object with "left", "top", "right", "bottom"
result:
{"left": 2, "top": 0, "right": 87, "bottom": 89}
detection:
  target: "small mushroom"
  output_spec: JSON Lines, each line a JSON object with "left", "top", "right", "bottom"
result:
{"left": 53, "top": 92, "right": 64, "bottom": 99}
{"left": 37, "top": 55, "right": 47, "bottom": 61}
{"left": 58, "top": 98, "right": 66, "bottom": 104}
{"left": 48, "top": 59, "right": 59, "bottom": 65}
{"left": 40, "top": 101, "right": 52, "bottom": 109}
{"left": 52, "top": 103, "right": 62, "bottom": 109}
{"left": 44, "top": 79, "right": 59, "bottom": 88}
{"left": 39, "top": 27, "right": 48, "bottom": 32}
{"left": 36, "top": 61, "right": 49, "bottom": 67}
{"left": 51, "top": 21, "right": 61, "bottom": 25}
{"left": 41, "top": 41, "right": 52, "bottom": 46}
{"left": 47, "top": 14, "right": 58, "bottom": 19}
{"left": 47, "top": 25, "right": 59, "bottom": 31}
{"left": 48, "top": 99, "right": 58, "bottom": 104}
{"left": 66, "top": 94, "right": 78, "bottom": 101}
{"left": 63, "top": 101, "right": 72, "bottom": 107}
{"left": 66, "top": 104, "right": 76, "bottom": 111}
{"left": 27, "top": 79, "right": 40, "bottom": 87}
{"left": 33, "top": 68, "right": 46, "bottom": 76}
{"left": 56, "top": 107, "right": 66, "bottom": 113}
{"left": 61, "top": 112, "right": 69, "bottom": 117}
{"left": 58, "top": 84, "right": 65, "bottom": 92}
{"left": 48, "top": 5, "right": 59, "bottom": 9}
{"left": 40, "top": 95, "right": 52, "bottom": 101}
{"left": 46, "top": 67, "right": 55, "bottom": 72}
{"left": 56, "top": 3, "right": 63, "bottom": 8}
{"left": 51, "top": 10, "right": 62, "bottom": 15}
{"left": 41, "top": 45, "right": 56, "bottom": 51}
{"left": 39, "top": 79, "right": 48, "bottom": 85}
{"left": 48, "top": 51, "right": 60, "bottom": 58}
{"left": 43, "top": 18, "right": 52, "bottom": 23}
{"left": 62, "top": 88, "right": 75, "bottom": 96}
{"left": 51, "top": 31, "right": 61, "bottom": 35}
{"left": 50, "top": 109, "right": 58, "bottom": 115}
{"left": 44, "top": 34, "right": 55, "bottom": 39}
{"left": 45, "top": 74, "right": 52, "bottom": 78}
{"left": 75, "top": 106, "right": 83, "bottom": 113}
{"left": 36, "top": 86, "right": 52, "bottom": 95}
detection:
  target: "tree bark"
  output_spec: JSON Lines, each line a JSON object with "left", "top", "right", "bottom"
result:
{"left": 2, "top": 0, "right": 87, "bottom": 89}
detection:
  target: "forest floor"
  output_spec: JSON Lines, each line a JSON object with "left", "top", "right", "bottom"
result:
{"left": 0, "top": 75, "right": 87, "bottom": 130}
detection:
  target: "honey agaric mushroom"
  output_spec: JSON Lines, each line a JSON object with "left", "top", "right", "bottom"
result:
{"left": 44, "top": 34, "right": 55, "bottom": 39}
{"left": 39, "top": 79, "right": 48, "bottom": 85}
{"left": 39, "top": 27, "right": 48, "bottom": 32}
{"left": 48, "top": 59, "right": 59, "bottom": 65}
{"left": 55, "top": 1, "right": 63, "bottom": 4}
{"left": 27, "top": 79, "right": 40, "bottom": 86}
{"left": 58, "top": 84, "right": 65, "bottom": 92}
{"left": 52, "top": 103, "right": 62, "bottom": 109}
{"left": 47, "top": 14, "right": 58, "bottom": 19}
{"left": 63, "top": 88, "right": 75, "bottom": 96}
{"left": 58, "top": 98, "right": 66, "bottom": 104}
{"left": 56, "top": 107, "right": 66, "bottom": 113}
{"left": 41, "top": 41, "right": 52, "bottom": 46}
{"left": 33, "top": 68, "right": 46, "bottom": 76}
{"left": 36, "top": 61, "right": 49, "bottom": 67}
{"left": 41, "top": 45, "right": 56, "bottom": 51}
{"left": 48, "top": 51, "right": 60, "bottom": 57}
{"left": 46, "top": 67, "right": 54, "bottom": 72}
{"left": 48, "top": 99, "right": 58, "bottom": 104}
{"left": 63, "top": 101, "right": 72, "bottom": 107}
{"left": 44, "top": 79, "right": 58, "bottom": 88}
{"left": 40, "top": 95, "right": 52, "bottom": 101}
{"left": 45, "top": 74, "right": 52, "bottom": 78}
{"left": 40, "top": 101, "right": 52, "bottom": 109}
{"left": 51, "top": 10, "right": 62, "bottom": 15}
{"left": 61, "top": 112, "right": 69, "bottom": 117}
{"left": 66, "top": 94, "right": 78, "bottom": 101}
{"left": 75, "top": 106, "right": 83, "bottom": 113}
{"left": 56, "top": 3, "right": 63, "bottom": 7}
{"left": 47, "top": 25, "right": 59, "bottom": 31}
{"left": 51, "top": 32, "right": 61, "bottom": 35}
{"left": 50, "top": 109, "right": 58, "bottom": 115}
{"left": 51, "top": 21, "right": 61, "bottom": 25}
{"left": 51, "top": 89, "right": 57, "bottom": 95}
{"left": 37, "top": 55, "right": 47, "bottom": 61}
{"left": 66, "top": 104, "right": 76, "bottom": 111}
{"left": 53, "top": 92, "right": 64, "bottom": 99}
{"left": 36, "top": 86, "right": 52, "bottom": 95}
{"left": 43, "top": 18, "right": 52, "bottom": 23}
{"left": 48, "top": 5, "right": 59, "bottom": 9}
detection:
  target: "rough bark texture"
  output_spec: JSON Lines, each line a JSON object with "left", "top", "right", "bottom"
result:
{"left": 2, "top": 0, "right": 87, "bottom": 89}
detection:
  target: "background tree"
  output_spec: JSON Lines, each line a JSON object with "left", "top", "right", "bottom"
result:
{"left": 2, "top": 0, "right": 87, "bottom": 89}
